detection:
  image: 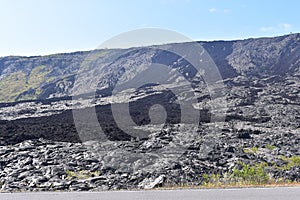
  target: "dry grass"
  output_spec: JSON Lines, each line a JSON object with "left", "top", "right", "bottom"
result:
{"left": 157, "top": 181, "right": 300, "bottom": 190}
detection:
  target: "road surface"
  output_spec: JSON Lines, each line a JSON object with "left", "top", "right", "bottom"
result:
{"left": 1, "top": 187, "right": 300, "bottom": 200}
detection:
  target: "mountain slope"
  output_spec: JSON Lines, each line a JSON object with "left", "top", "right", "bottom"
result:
{"left": 0, "top": 33, "right": 299, "bottom": 191}
{"left": 0, "top": 33, "right": 299, "bottom": 103}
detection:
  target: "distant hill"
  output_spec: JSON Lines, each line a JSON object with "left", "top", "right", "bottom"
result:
{"left": 0, "top": 33, "right": 299, "bottom": 103}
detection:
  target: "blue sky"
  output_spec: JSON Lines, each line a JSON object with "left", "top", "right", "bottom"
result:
{"left": 0, "top": 0, "right": 299, "bottom": 57}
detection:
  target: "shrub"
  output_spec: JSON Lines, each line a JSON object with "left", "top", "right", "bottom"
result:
{"left": 278, "top": 155, "right": 300, "bottom": 170}
{"left": 202, "top": 162, "right": 271, "bottom": 186}
{"left": 265, "top": 145, "right": 276, "bottom": 150}
{"left": 66, "top": 170, "right": 100, "bottom": 180}
{"left": 230, "top": 162, "right": 270, "bottom": 185}
{"left": 243, "top": 147, "right": 259, "bottom": 154}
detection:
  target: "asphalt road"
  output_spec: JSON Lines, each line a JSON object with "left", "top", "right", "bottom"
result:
{"left": 1, "top": 187, "right": 300, "bottom": 200}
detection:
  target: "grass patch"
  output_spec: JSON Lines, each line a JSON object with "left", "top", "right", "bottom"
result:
{"left": 277, "top": 155, "right": 300, "bottom": 170}
{"left": 201, "top": 158, "right": 300, "bottom": 188}
{"left": 202, "top": 162, "right": 272, "bottom": 187}
{"left": 18, "top": 65, "right": 52, "bottom": 100}
{"left": 0, "top": 65, "right": 52, "bottom": 102}
{"left": 231, "top": 162, "right": 270, "bottom": 184}
{"left": 0, "top": 71, "right": 27, "bottom": 102}
{"left": 265, "top": 145, "right": 276, "bottom": 150}
{"left": 243, "top": 147, "right": 259, "bottom": 154}
{"left": 66, "top": 170, "right": 100, "bottom": 180}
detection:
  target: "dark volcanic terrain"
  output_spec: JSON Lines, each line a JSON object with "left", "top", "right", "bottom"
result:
{"left": 0, "top": 33, "right": 299, "bottom": 191}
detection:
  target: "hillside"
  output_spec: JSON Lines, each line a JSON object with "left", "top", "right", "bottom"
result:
{"left": 0, "top": 33, "right": 299, "bottom": 103}
{"left": 0, "top": 33, "right": 299, "bottom": 191}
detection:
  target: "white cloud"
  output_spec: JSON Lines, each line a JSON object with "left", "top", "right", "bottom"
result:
{"left": 260, "top": 23, "right": 293, "bottom": 32}
{"left": 208, "top": 8, "right": 217, "bottom": 13}
{"left": 278, "top": 23, "right": 292, "bottom": 31}
{"left": 209, "top": 8, "right": 231, "bottom": 14}
{"left": 260, "top": 26, "right": 274, "bottom": 32}
{"left": 223, "top": 9, "right": 231, "bottom": 13}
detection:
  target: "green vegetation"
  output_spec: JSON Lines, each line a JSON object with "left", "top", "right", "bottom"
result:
{"left": 201, "top": 155, "right": 300, "bottom": 188}
{"left": 265, "top": 144, "right": 276, "bottom": 150}
{"left": 202, "top": 162, "right": 271, "bottom": 187}
{"left": 243, "top": 147, "right": 259, "bottom": 154}
{"left": 28, "top": 65, "right": 51, "bottom": 87}
{"left": 65, "top": 170, "right": 100, "bottom": 180}
{"left": 0, "top": 71, "right": 27, "bottom": 102}
{"left": 277, "top": 155, "right": 300, "bottom": 170}
{"left": 202, "top": 173, "right": 223, "bottom": 187}
{"left": 231, "top": 162, "right": 270, "bottom": 184}
{"left": 0, "top": 65, "right": 52, "bottom": 102}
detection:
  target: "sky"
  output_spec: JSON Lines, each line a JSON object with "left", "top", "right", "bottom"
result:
{"left": 0, "top": 0, "right": 299, "bottom": 57}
